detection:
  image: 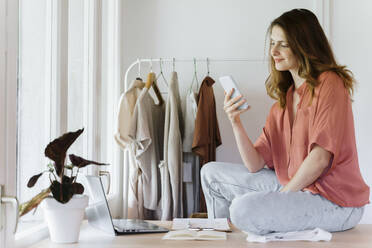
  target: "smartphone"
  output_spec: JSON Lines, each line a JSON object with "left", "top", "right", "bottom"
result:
{"left": 218, "top": 75, "right": 249, "bottom": 110}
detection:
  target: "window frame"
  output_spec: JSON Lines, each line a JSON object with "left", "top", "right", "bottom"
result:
{"left": 1, "top": 0, "right": 18, "bottom": 246}
{"left": 14, "top": 0, "right": 122, "bottom": 246}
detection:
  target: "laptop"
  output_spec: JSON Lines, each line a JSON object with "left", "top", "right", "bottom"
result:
{"left": 85, "top": 176, "right": 169, "bottom": 235}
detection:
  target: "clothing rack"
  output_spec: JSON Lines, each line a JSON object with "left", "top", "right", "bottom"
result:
{"left": 124, "top": 57, "right": 266, "bottom": 91}
{"left": 121, "top": 57, "right": 266, "bottom": 219}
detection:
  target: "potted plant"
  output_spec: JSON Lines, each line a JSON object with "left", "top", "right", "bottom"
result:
{"left": 19, "top": 128, "right": 108, "bottom": 243}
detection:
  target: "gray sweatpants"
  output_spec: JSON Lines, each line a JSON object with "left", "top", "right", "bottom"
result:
{"left": 200, "top": 162, "right": 364, "bottom": 235}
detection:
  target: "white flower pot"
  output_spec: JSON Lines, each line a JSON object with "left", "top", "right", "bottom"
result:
{"left": 40, "top": 195, "right": 89, "bottom": 243}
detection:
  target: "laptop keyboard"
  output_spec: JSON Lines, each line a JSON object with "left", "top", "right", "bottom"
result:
{"left": 112, "top": 219, "right": 164, "bottom": 233}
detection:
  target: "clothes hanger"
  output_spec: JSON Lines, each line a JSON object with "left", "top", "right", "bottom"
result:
{"left": 133, "top": 58, "right": 145, "bottom": 88}
{"left": 145, "top": 58, "right": 164, "bottom": 105}
{"left": 172, "top": 58, "right": 176, "bottom": 72}
{"left": 206, "top": 57, "right": 210, "bottom": 77}
{"left": 145, "top": 58, "right": 155, "bottom": 89}
{"left": 136, "top": 58, "right": 142, "bottom": 80}
{"left": 156, "top": 58, "right": 169, "bottom": 87}
{"left": 188, "top": 57, "right": 199, "bottom": 92}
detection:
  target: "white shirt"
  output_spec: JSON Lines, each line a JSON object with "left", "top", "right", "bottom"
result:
{"left": 114, "top": 79, "right": 145, "bottom": 218}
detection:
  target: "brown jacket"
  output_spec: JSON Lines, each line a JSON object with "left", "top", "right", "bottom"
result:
{"left": 192, "top": 76, "right": 222, "bottom": 212}
{"left": 192, "top": 76, "right": 222, "bottom": 164}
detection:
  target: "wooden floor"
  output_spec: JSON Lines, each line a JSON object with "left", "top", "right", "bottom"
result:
{"left": 31, "top": 221, "right": 372, "bottom": 248}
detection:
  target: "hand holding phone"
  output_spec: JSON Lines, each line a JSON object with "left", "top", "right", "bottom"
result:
{"left": 219, "top": 75, "right": 249, "bottom": 110}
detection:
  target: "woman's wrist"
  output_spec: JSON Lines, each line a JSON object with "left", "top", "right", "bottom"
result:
{"left": 231, "top": 119, "right": 243, "bottom": 128}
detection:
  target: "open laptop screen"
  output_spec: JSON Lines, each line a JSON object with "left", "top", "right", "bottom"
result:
{"left": 85, "top": 176, "right": 116, "bottom": 235}
{"left": 85, "top": 176, "right": 168, "bottom": 235}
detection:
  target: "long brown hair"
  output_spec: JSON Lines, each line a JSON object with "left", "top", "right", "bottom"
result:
{"left": 265, "top": 8, "right": 355, "bottom": 108}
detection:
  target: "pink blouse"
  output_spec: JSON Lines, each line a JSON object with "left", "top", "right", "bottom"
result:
{"left": 255, "top": 71, "right": 370, "bottom": 207}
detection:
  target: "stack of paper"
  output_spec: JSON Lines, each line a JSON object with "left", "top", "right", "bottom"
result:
{"left": 245, "top": 228, "right": 332, "bottom": 243}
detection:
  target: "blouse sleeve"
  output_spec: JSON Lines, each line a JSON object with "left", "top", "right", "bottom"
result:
{"left": 254, "top": 107, "right": 275, "bottom": 169}
{"left": 308, "top": 72, "right": 349, "bottom": 165}
{"left": 114, "top": 93, "right": 132, "bottom": 149}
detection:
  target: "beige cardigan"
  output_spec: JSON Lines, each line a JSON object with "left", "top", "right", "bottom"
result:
{"left": 159, "top": 72, "right": 184, "bottom": 220}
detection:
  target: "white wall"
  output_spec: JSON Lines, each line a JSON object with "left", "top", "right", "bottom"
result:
{"left": 121, "top": 0, "right": 313, "bottom": 162}
{"left": 121, "top": 0, "right": 372, "bottom": 223}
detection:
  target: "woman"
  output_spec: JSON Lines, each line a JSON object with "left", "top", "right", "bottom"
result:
{"left": 201, "top": 8, "right": 370, "bottom": 235}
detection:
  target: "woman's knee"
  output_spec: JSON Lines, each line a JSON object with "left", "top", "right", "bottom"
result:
{"left": 200, "top": 162, "right": 230, "bottom": 183}
{"left": 200, "top": 162, "right": 218, "bottom": 180}
{"left": 200, "top": 162, "right": 216, "bottom": 182}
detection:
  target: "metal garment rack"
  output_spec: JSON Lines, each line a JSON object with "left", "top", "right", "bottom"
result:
{"left": 121, "top": 57, "right": 266, "bottom": 218}
{"left": 124, "top": 57, "right": 266, "bottom": 91}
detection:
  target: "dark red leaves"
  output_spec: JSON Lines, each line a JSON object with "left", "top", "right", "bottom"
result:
{"left": 69, "top": 154, "right": 108, "bottom": 168}
{"left": 27, "top": 173, "right": 43, "bottom": 188}
{"left": 44, "top": 128, "right": 84, "bottom": 176}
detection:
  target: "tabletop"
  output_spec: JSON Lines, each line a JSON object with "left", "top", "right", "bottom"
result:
{"left": 30, "top": 221, "right": 372, "bottom": 248}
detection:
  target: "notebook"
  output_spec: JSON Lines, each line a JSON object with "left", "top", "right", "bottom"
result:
{"left": 172, "top": 218, "right": 231, "bottom": 231}
{"left": 162, "top": 229, "right": 227, "bottom": 240}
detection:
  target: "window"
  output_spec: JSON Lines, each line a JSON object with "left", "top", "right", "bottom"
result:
{"left": 17, "top": 0, "right": 51, "bottom": 232}
{"left": 16, "top": 0, "right": 120, "bottom": 238}
{"left": 67, "top": 0, "right": 85, "bottom": 157}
